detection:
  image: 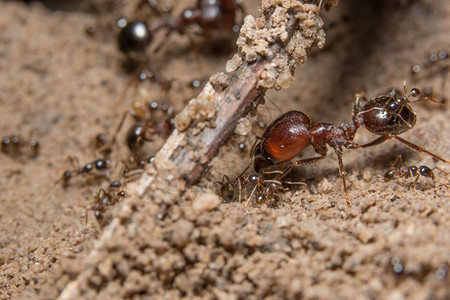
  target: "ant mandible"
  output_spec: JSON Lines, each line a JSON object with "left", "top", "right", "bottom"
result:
{"left": 253, "top": 84, "right": 448, "bottom": 205}
{"left": 118, "top": 0, "right": 245, "bottom": 53}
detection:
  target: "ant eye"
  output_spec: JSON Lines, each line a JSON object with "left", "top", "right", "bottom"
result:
{"left": 410, "top": 88, "right": 420, "bottom": 97}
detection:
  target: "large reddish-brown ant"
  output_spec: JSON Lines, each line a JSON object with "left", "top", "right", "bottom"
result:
{"left": 253, "top": 111, "right": 360, "bottom": 205}
{"left": 118, "top": 0, "right": 245, "bottom": 53}
{"left": 383, "top": 155, "right": 447, "bottom": 189}
{"left": 253, "top": 85, "right": 448, "bottom": 205}
{"left": 1, "top": 135, "right": 40, "bottom": 158}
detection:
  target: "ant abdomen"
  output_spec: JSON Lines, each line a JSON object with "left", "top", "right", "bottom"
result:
{"left": 254, "top": 111, "right": 312, "bottom": 172}
{"left": 118, "top": 21, "right": 153, "bottom": 53}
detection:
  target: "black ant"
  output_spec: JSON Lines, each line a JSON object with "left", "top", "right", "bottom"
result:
{"left": 411, "top": 50, "right": 448, "bottom": 75}
{"left": 117, "top": 0, "right": 245, "bottom": 54}
{"left": 253, "top": 84, "right": 448, "bottom": 205}
{"left": 1, "top": 135, "right": 40, "bottom": 158}
{"left": 217, "top": 171, "right": 303, "bottom": 206}
{"left": 55, "top": 157, "right": 111, "bottom": 187}
{"left": 384, "top": 155, "right": 447, "bottom": 189}
{"left": 91, "top": 188, "right": 126, "bottom": 224}
{"left": 99, "top": 98, "right": 174, "bottom": 161}
{"left": 411, "top": 50, "right": 448, "bottom": 104}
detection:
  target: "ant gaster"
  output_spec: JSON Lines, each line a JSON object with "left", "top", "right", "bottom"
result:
{"left": 118, "top": 0, "right": 244, "bottom": 53}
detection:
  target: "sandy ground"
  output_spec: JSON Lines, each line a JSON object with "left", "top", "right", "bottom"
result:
{"left": 0, "top": 0, "right": 449, "bottom": 299}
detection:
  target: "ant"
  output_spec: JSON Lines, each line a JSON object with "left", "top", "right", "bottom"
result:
{"left": 411, "top": 50, "right": 448, "bottom": 76}
{"left": 383, "top": 155, "right": 447, "bottom": 189}
{"left": 91, "top": 188, "right": 126, "bottom": 224}
{"left": 55, "top": 157, "right": 111, "bottom": 187}
{"left": 117, "top": 0, "right": 245, "bottom": 54}
{"left": 126, "top": 99, "right": 174, "bottom": 155}
{"left": 1, "top": 135, "right": 40, "bottom": 158}
{"left": 253, "top": 84, "right": 448, "bottom": 205}
{"left": 411, "top": 50, "right": 448, "bottom": 104}
{"left": 253, "top": 110, "right": 360, "bottom": 206}
{"left": 217, "top": 171, "right": 303, "bottom": 206}
{"left": 99, "top": 98, "right": 174, "bottom": 161}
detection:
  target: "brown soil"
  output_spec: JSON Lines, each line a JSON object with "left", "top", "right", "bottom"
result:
{"left": 0, "top": 0, "right": 449, "bottom": 299}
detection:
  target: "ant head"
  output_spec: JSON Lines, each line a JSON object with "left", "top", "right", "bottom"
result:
{"left": 253, "top": 142, "right": 275, "bottom": 173}
{"left": 383, "top": 169, "right": 396, "bottom": 181}
{"left": 118, "top": 20, "right": 153, "bottom": 53}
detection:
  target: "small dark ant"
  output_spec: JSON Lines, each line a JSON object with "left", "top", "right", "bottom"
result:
{"left": 411, "top": 50, "right": 448, "bottom": 104}
{"left": 253, "top": 84, "right": 448, "bottom": 205}
{"left": 384, "top": 155, "right": 447, "bottom": 189}
{"left": 117, "top": 0, "right": 245, "bottom": 53}
{"left": 411, "top": 50, "right": 448, "bottom": 75}
{"left": 126, "top": 99, "right": 174, "bottom": 157}
{"left": 1, "top": 135, "right": 40, "bottom": 158}
{"left": 56, "top": 157, "right": 111, "bottom": 187}
{"left": 217, "top": 171, "right": 303, "bottom": 206}
{"left": 99, "top": 99, "right": 174, "bottom": 161}
{"left": 91, "top": 188, "right": 126, "bottom": 223}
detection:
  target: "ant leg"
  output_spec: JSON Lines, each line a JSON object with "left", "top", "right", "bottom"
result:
{"left": 332, "top": 146, "right": 350, "bottom": 206}
{"left": 408, "top": 174, "right": 421, "bottom": 190}
{"left": 360, "top": 135, "right": 449, "bottom": 163}
{"left": 353, "top": 93, "right": 366, "bottom": 115}
{"left": 390, "top": 155, "right": 403, "bottom": 170}
{"left": 358, "top": 135, "right": 389, "bottom": 149}
{"left": 392, "top": 135, "right": 449, "bottom": 163}
{"left": 235, "top": 0, "right": 247, "bottom": 31}
{"left": 274, "top": 155, "right": 326, "bottom": 181}
{"left": 96, "top": 111, "right": 128, "bottom": 157}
